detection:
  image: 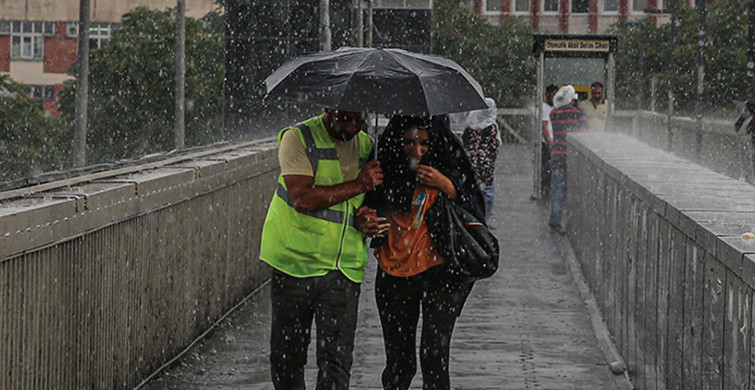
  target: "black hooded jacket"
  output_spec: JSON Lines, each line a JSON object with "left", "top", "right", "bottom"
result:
{"left": 365, "top": 115, "right": 486, "bottom": 247}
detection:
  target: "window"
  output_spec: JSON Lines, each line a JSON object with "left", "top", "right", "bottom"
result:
{"left": 0, "top": 21, "right": 10, "bottom": 34}
{"left": 633, "top": 0, "right": 649, "bottom": 12}
{"left": 543, "top": 0, "right": 559, "bottom": 13}
{"left": 603, "top": 0, "right": 619, "bottom": 11}
{"left": 572, "top": 0, "right": 589, "bottom": 13}
{"left": 42, "top": 22, "right": 55, "bottom": 35}
{"left": 10, "top": 21, "right": 47, "bottom": 60}
{"left": 485, "top": 0, "right": 501, "bottom": 12}
{"left": 24, "top": 84, "right": 55, "bottom": 101}
{"left": 89, "top": 23, "right": 118, "bottom": 49}
{"left": 514, "top": 0, "right": 530, "bottom": 13}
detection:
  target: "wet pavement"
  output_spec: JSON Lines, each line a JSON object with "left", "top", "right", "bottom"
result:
{"left": 141, "top": 144, "right": 635, "bottom": 390}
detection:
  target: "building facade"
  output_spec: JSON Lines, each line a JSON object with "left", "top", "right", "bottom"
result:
{"left": 0, "top": 0, "right": 216, "bottom": 116}
{"left": 473, "top": 0, "right": 675, "bottom": 33}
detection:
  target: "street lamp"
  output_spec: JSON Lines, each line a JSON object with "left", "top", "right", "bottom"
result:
{"left": 694, "top": 0, "right": 708, "bottom": 160}
{"left": 749, "top": 0, "right": 755, "bottom": 105}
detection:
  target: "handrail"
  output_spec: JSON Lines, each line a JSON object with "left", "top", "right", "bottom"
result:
{"left": 0, "top": 136, "right": 276, "bottom": 202}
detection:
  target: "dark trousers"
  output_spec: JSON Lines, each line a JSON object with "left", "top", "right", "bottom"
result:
{"left": 540, "top": 141, "right": 552, "bottom": 195}
{"left": 270, "top": 268, "right": 361, "bottom": 390}
{"left": 549, "top": 162, "right": 566, "bottom": 227}
{"left": 375, "top": 265, "right": 472, "bottom": 390}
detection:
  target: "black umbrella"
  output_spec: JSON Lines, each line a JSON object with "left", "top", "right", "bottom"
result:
{"left": 264, "top": 47, "right": 488, "bottom": 116}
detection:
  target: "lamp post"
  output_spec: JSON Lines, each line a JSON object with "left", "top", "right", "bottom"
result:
{"left": 174, "top": 0, "right": 186, "bottom": 150}
{"left": 73, "top": 0, "right": 90, "bottom": 167}
{"left": 319, "top": 0, "right": 331, "bottom": 51}
{"left": 694, "top": 0, "right": 707, "bottom": 160}
{"left": 749, "top": 0, "right": 755, "bottom": 105}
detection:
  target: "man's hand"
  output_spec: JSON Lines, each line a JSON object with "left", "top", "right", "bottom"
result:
{"left": 354, "top": 206, "right": 390, "bottom": 237}
{"left": 356, "top": 160, "right": 384, "bottom": 191}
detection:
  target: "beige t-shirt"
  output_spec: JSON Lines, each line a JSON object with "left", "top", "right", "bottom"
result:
{"left": 279, "top": 128, "right": 361, "bottom": 181}
{"left": 582, "top": 99, "right": 609, "bottom": 132}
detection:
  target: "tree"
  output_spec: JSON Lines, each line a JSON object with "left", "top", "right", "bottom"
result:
{"left": 432, "top": 0, "right": 536, "bottom": 109}
{"left": 60, "top": 7, "right": 225, "bottom": 163}
{"left": 0, "top": 75, "right": 69, "bottom": 182}
{"left": 611, "top": 0, "right": 749, "bottom": 115}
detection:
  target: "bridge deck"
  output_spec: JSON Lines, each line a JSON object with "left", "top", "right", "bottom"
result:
{"left": 141, "top": 145, "right": 632, "bottom": 389}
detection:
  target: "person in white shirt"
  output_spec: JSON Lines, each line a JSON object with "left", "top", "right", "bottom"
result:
{"left": 541, "top": 84, "right": 559, "bottom": 195}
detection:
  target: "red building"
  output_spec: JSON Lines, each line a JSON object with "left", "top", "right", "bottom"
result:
{"left": 472, "top": 0, "right": 672, "bottom": 33}
{"left": 0, "top": 0, "right": 215, "bottom": 117}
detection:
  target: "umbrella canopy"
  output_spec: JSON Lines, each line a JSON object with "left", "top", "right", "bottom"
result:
{"left": 265, "top": 47, "right": 488, "bottom": 116}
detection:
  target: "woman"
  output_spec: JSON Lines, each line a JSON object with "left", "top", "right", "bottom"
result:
{"left": 460, "top": 97, "right": 500, "bottom": 222}
{"left": 365, "top": 115, "right": 484, "bottom": 390}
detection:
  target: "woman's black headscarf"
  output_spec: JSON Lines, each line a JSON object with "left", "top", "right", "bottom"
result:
{"left": 364, "top": 114, "right": 485, "bottom": 223}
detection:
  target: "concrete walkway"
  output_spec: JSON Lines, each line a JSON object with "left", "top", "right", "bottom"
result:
{"left": 142, "top": 144, "right": 634, "bottom": 390}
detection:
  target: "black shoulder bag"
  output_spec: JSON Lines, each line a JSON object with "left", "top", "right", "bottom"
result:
{"left": 428, "top": 194, "right": 500, "bottom": 279}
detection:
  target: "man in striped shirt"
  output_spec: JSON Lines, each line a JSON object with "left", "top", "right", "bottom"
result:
{"left": 548, "top": 85, "right": 587, "bottom": 232}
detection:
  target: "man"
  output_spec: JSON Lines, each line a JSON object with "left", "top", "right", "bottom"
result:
{"left": 260, "top": 108, "right": 388, "bottom": 389}
{"left": 549, "top": 85, "right": 588, "bottom": 232}
{"left": 541, "top": 84, "right": 559, "bottom": 195}
{"left": 581, "top": 81, "right": 609, "bottom": 132}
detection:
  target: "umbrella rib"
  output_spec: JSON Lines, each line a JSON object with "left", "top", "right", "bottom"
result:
{"left": 384, "top": 51, "right": 432, "bottom": 115}
{"left": 333, "top": 50, "right": 410, "bottom": 112}
{"left": 332, "top": 52, "right": 375, "bottom": 110}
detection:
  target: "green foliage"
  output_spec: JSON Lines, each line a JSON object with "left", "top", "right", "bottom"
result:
{"left": 0, "top": 76, "right": 70, "bottom": 181}
{"left": 60, "top": 7, "right": 225, "bottom": 163}
{"left": 432, "top": 0, "right": 536, "bottom": 108}
{"left": 611, "top": 0, "right": 750, "bottom": 115}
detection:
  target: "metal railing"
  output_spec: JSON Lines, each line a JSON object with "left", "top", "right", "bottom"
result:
{"left": 0, "top": 137, "right": 279, "bottom": 389}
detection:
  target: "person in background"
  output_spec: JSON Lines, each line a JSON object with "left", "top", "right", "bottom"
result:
{"left": 735, "top": 100, "right": 755, "bottom": 181}
{"left": 549, "top": 85, "right": 588, "bottom": 232}
{"left": 460, "top": 97, "right": 500, "bottom": 222}
{"left": 259, "top": 108, "right": 388, "bottom": 390}
{"left": 364, "top": 115, "right": 484, "bottom": 390}
{"left": 541, "top": 85, "right": 559, "bottom": 196}
{"left": 581, "top": 81, "right": 609, "bottom": 132}
{"left": 750, "top": 117, "right": 755, "bottom": 181}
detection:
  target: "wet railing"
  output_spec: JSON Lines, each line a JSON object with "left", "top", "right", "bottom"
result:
{"left": 0, "top": 138, "right": 279, "bottom": 389}
{"left": 616, "top": 111, "right": 754, "bottom": 185}
{"left": 567, "top": 132, "right": 755, "bottom": 389}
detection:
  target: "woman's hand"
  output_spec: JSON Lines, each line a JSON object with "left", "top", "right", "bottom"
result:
{"left": 416, "top": 165, "right": 457, "bottom": 200}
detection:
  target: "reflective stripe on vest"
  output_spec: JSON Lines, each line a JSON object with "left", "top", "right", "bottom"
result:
{"left": 297, "top": 124, "right": 338, "bottom": 175}
{"left": 275, "top": 183, "right": 355, "bottom": 226}
{"left": 298, "top": 123, "right": 370, "bottom": 171}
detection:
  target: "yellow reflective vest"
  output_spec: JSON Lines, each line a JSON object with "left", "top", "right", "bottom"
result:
{"left": 259, "top": 114, "right": 373, "bottom": 283}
